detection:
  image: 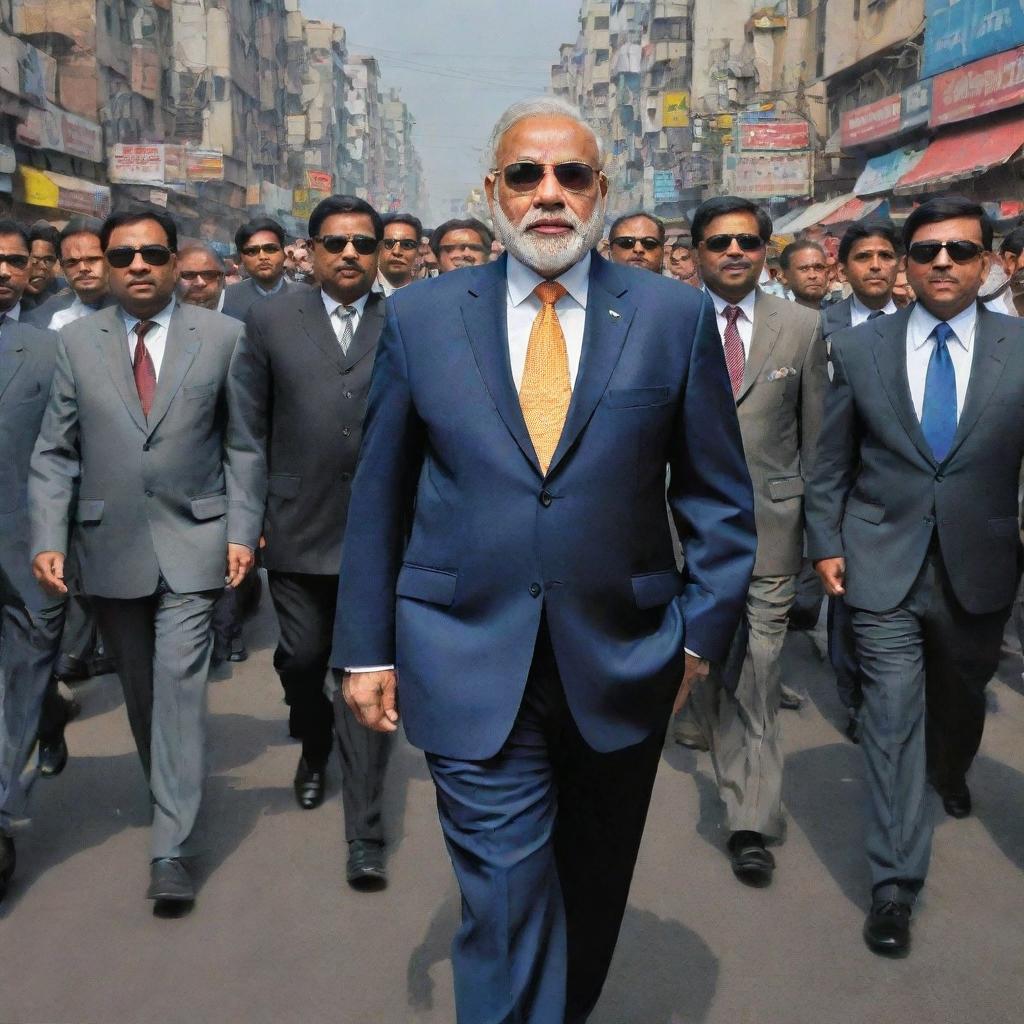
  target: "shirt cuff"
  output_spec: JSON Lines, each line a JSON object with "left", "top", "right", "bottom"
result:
{"left": 345, "top": 665, "right": 395, "bottom": 673}
{"left": 684, "top": 648, "right": 705, "bottom": 660}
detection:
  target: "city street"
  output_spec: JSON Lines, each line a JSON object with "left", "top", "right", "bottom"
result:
{"left": 1, "top": 588, "right": 1022, "bottom": 1024}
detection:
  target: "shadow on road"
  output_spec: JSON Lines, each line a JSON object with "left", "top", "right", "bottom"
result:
{"left": 972, "top": 754, "right": 1024, "bottom": 874}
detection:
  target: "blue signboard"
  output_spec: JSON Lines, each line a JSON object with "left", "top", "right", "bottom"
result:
{"left": 923, "top": 0, "right": 1024, "bottom": 77}
{"left": 900, "top": 79, "right": 932, "bottom": 131}
{"left": 653, "top": 170, "right": 680, "bottom": 203}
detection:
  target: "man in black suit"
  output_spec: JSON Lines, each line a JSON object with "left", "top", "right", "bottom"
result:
{"left": 221, "top": 217, "right": 296, "bottom": 320}
{"left": 778, "top": 239, "right": 829, "bottom": 310}
{"left": 820, "top": 221, "right": 902, "bottom": 742}
{"left": 806, "top": 196, "right": 1024, "bottom": 957}
{"left": 229, "top": 195, "right": 394, "bottom": 890}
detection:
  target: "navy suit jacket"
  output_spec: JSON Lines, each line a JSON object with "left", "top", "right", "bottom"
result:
{"left": 331, "top": 254, "right": 756, "bottom": 760}
{"left": 821, "top": 296, "right": 853, "bottom": 339}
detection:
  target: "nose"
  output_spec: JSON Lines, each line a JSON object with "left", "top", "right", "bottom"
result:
{"left": 128, "top": 252, "right": 149, "bottom": 272}
{"left": 932, "top": 245, "right": 953, "bottom": 269}
{"left": 533, "top": 166, "right": 565, "bottom": 207}
{"left": 725, "top": 240, "right": 745, "bottom": 258}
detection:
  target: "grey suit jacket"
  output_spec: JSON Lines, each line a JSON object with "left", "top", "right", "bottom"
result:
{"left": 733, "top": 290, "right": 827, "bottom": 576}
{"left": 0, "top": 320, "right": 59, "bottom": 611}
{"left": 805, "top": 304, "right": 1024, "bottom": 614}
{"left": 228, "top": 287, "right": 385, "bottom": 574}
{"left": 221, "top": 277, "right": 299, "bottom": 322}
{"left": 28, "top": 302, "right": 260, "bottom": 599}
{"left": 821, "top": 296, "right": 853, "bottom": 339}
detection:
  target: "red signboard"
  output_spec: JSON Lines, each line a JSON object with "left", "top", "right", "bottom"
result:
{"left": 931, "top": 45, "right": 1024, "bottom": 127}
{"left": 841, "top": 95, "right": 901, "bottom": 148}
{"left": 740, "top": 121, "right": 810, "bottom": 151}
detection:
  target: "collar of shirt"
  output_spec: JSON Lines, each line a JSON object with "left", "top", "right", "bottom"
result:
{"left": 506, "top": 251, "right": 590, "bottom": 311}
{"left": 374, "top": 272, "right": 399, "bottom": 297}
{"left": 909, "top": 300, "right": 976, "bottom": 352}
{"left": 705, "top": 286, "right": 757, "bottom": 325}
{"left": 321, "top": 289, "right": 369, "bottom": 324}
{"left": 216, "top": 291, "right": 225, "bottom": 313}
{"left": 121, "top": 296, "right": 176, "bottom": 338}
{"left": 851, "top": 293, "right": 897, "bottom": 322}
{"left": 254, "top": 276, "right": 285, "bottom": 298}
{"left": 5, "top": 301, "right": 20, "bottom": 322}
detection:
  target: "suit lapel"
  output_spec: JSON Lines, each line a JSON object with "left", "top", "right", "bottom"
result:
{"left": 943, "top": 306, "right": 1009, "bottom": 464}
{"left": 94, "top": 305, "right": 148, "bottom": 434}
{"left": 344, "top": 291, "right": 385, "bottom": 370}
{"left": 737, "top": 290, "right": 780, "bottom": 403}
{"left": 460, "top": 257, "right": 540, "bottom": 474}
{"left": 547, "top": 258, "right": 633, "bottom": 476}
{"left": 298, "top": 289, "right": 346, "bottom": 372}
{"left": 145, "top": 304, "right": 200, "bottom": 434}
{"left": 0, "top": 327, "right": 26, "bottom": 403}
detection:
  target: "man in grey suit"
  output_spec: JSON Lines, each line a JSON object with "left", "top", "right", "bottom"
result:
{"left": 229, "top": 195, "right": 394, "bottom": 889}
{"left": 221, "top": 217, "right": 297, "bottom": 321}
{"left": 29, "top": 210, "right": 258, "bottom": 907}
{"left": 687, "top": 196, "right": 826, "bottom": 887}
{"left": 807, "top": 196, "right": 1024, "bottom": 957}
{"left": 0, "top": 221, "right": 63, "bottom": 903}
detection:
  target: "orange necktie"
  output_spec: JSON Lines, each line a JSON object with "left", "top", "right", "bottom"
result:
{"left": 519, "top": 281, "right": 571, "bottom": 474}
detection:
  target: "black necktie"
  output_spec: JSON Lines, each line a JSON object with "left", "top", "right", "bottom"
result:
{"left": 867, "top": 310, "right": 886, "bottom": 321}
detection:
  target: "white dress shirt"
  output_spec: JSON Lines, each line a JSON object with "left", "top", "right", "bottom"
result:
{"left": 506, "top": 251, "right": 590, "bottom": 390}
{"left": 49, "top": 297, "right": 100, "bottom": 330}
{"left": 6, "top": 301, "right": 20, "bottom": 322}
{"left": 122, "top": 297, "right": 176, "bottom": 379}
{"left": 850, "top": 293, "right": 897, "bottom": 327}
{"left": 321, "top": 288, "right": 369, "bottom": 344}
{"left": 906, "top": 301, "right": 976, "bottom": 422}
{"left": 705, "top": 286, "right": 756, "bottom": 361}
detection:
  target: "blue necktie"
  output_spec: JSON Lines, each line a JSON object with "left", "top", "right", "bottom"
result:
{"left": 921, "top": 322, "right": 957, "bottom": 462}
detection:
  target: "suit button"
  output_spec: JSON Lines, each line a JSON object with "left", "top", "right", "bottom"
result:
{"left": 341, "top": 472, "right": 352, "bottom": 482}
{"left": 342, "top": 368, "right": 351, "bottom": 375}
{"left": 539, "top": 490, "right": 553, "bottom": 507}
{"left": 142, "top": 443, "right": 151, "bottom": 451}
{"left": 342, "top": 426, "right": 351, "bottom": 437}
{"left": 344, "top": 391, "right": 353, "bottom": 399}
{"left": 145, "top": 490, "right": 153, "bottom": 498}
{"left": 935, "top": 473, "right": 944, "bottom": 482}
{"left": 529, "top": 583, "right": 541, "bottom": 598}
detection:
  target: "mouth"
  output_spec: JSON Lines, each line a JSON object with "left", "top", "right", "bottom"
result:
{"left": 528, "top": 221, "right": 573, "bottom": 236}
{"left": 722, "top": 262, "right": 751, "bottom": 272}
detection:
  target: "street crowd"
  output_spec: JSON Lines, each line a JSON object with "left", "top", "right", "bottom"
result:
{"left": 1, "top": 95, "right": 1023, "bottom": 1023}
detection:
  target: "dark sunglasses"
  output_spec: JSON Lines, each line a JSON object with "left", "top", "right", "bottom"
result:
{"left": 106, "top": 245, "right": 174, "bottom": 269}
{"left": 440, "top": 242, "right": 486, "bottom": 254}
{"left": 0, "top": 253, "right": 30, "bottom": 270}
{"left": 313, "top": 234, "right": 379, "bottom": 256}
{"left": 382, "top": 238, "right": 419, "bottom": 251}
{"left": 610, "top": 236, "right": 661, "bottom": 252}
{"left": 702, "top": 233, "right": 766, "bottom": 253}
{"left": 240, "top": 243, "right": 283, "bottom": 257}
{"left": 498, "top": 161, "right": 599, "bottom": 194}
{"left": 180, "top": 269, "right": 224, "bottom": 282}
{"left": 907, "top": 240, "right": 985, "bottom": 265}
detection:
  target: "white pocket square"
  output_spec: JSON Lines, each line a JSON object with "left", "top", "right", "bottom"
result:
{"left": 766, "top": 367, "right": 797, "bottom": 382}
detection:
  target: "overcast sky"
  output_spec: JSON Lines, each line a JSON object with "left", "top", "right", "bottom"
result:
{"left": 301, "top": 1, "right": 582, "bottom": 224}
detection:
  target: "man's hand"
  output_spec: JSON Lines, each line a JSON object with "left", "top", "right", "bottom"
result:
{"left": 343, "top": 670, "right": 399, "bottom": 733}
{"left": 32, "top": 551, "right": 68, "bottom": 597}
{"left": 815, "top": 556, "right": 846, "bottom": 597}
{"left": 226, "top": 543, "right": 254, "bottom": 588}
{"left": 674, "top": 652, "right": 710, "bottom": 715}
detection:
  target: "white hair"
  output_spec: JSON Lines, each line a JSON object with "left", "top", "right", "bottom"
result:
{"left": 485, "top": 96, "right": 606, "bottom": 172}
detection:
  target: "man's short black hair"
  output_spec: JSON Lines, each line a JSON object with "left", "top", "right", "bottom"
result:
{"left": 99, "top": 210, "right": 178, "bottom": 252}
{"left": 671, "top": 234, "right": 694, "bottom": 251}
{"left": 59, "top": 217, "right": 103, "bottom": 254}
{"left": 177, "top": 243, "right": 227, "bottom": 270}
{"left": 0, "top": 219, "right": 30, "bottom": 249}
{"left": 903, "top": 195, "right": 993, "bottom": 252}
{"left": 608, "top": 211, "right": 665, "bottom": 244}
{"left": 779, "top": 239, "right": 826, "bottom": 272}
{"left": 234, "top": 217, "right": 285, "bottom": 252}
{"left": 691, "top": 196, "right": 773, "bottom": 245}
{"left": 308, "top": 195, "right": 384, "bottom": 241}
{"left": 838, "top": 220, "right": 901, "bottom": 264}
{"left": 383, "top": 212, "right": 423, "bottom": 239}
{"left": 28, "top": 221, "right": 60, "bottom": 249}
{"left": 999, "top": 226, "right": 1024, "bottom": 257}
{"left": 429, "top": 218, "right": 493, "bottom": 257}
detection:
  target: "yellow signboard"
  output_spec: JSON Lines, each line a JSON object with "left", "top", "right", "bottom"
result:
{"left": 663, "top": 91, "right": 690, "bottom": 128}
{"left": 19, "top": 166, "right": 59, "bottom": 209}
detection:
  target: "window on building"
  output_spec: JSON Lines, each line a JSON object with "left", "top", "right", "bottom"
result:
{"left": 594, "top": 16, "right": 610, "bottom": 30}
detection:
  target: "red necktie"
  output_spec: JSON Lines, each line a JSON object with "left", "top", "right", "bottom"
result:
{"left": 722, "top": 305, "right": 745, "bottom": 399}
{"left": 133, "top": 320, "right": 157, "bottom": 418}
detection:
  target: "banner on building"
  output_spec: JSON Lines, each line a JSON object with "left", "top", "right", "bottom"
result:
{"left": 900, "top": 79, "right": 933, "bottom": 133}
{"left": 740, "top": 120, "right": 810, "bottom": 151}
{"left": 931, "top": 45, "right": 1024, "bottom": 127}
{"left": 16, "top": 102, "right": 103, "bottom": 163}
{"left": 662, "top": 92, "right": 690, "bottom": 128}
{"left": 186, "top": 149, "right": 225, "bottom": 182}
{"left": 109, "top": 144, "right": 166, "bottom": 185}
{"left": 841, "top": 95, "right": 901, "bottom": 148}
{"left": 923, "top": 0, "right": 1024, "bottom": 78}
{"left": 0, "top": 34, "right": 56, "bottom": 108}
{"left": 722, "top": 152, "right": 812, "bottom": 198}
{"left": 652, "top": 170, "right": 681, "bottom": 203}
{"left": 108, "top": 143, "right": 221, "bottom": 185}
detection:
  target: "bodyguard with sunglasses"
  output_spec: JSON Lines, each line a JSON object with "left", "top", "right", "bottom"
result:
{"left": 375, "top": 212, "right": 423, "bottom": 296}
{"left": 806, "top": 196, "right": 1024, "bottom": 957}
{"left": 222, "top": 217, "right": 296, "bottom": 321}
{"left": 29, "top": 210, "right": 258, "bottom": 908}
{"left": 606, "top": 211, "right": 665, "bottom": 274}
{"left": 228, "top": 195, "right": 394, "bottom": 890}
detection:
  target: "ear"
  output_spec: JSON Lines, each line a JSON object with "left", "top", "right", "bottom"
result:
{"left": 484, "top": 173, "right": 497, "bottom": 208}
{"left": 979, "top": 249, "right": 992, "bottom": 284}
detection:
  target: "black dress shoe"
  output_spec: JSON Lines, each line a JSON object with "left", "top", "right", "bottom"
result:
{"left": 227, "top": 638, "right": 248, "bottom": 663}
{"left": 146, "top": 857, "right": 195, "bottom": 902}
{"left": 780, "top": 685, "right": 804, "bottom": 711}
{"left": 293, "top": 757, "right": 326, "bottom": 810}
{"left": 940, "top": 778, "right": 972, "bottom": 818}
{"left": 844, "top": 709, "right": 861, "bottom": 745}
{"left": 0, "top": 834, "right": 15, "bottom": 903}
{"left": 727, "top": 830, "right": 775, "bottom": 887}
{"left": 38, "top": 737, "right": 68, "bottom": 777}
{"left": 863, "top": 897, "right": 912, "bottom": 957}
{"left": 346, "top": 839, "right": 387, "bottom": 892}
{"left": 54, "top": 654, "right": 90, "bottom": 682}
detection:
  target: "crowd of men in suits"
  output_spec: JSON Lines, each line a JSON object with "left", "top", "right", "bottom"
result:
{"left": 1, "top": 94, "right": 1023, "bottom": 1021}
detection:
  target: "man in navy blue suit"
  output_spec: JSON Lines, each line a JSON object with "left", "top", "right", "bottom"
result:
{"left": 331, "top": 98, "right": 756, "bottom": 1023}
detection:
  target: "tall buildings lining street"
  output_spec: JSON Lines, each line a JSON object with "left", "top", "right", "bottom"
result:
{"left": 0, "top": 1, "right": 426, "bottom": 244}
{"left": 552, "top": 0, "right": 1024, "bottom": 230}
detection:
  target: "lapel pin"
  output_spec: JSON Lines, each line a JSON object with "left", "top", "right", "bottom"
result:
{"left": 608, "top": 309, "right": 620, "bottom": 319}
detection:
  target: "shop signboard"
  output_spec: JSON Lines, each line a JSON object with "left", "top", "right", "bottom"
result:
{"left": 841, "top": 95, "right": 901, "bottom": 148}
{"left": 740, "top": 120, "right": 810, "bottom": 150}
{"left": 662, "top": 91, "right": 690, "bottom": 128}
{"left": 931, "top": 45, "right": 1024, "bottom": 127}
{"left": 723, "top": 152, "right": 812, "bottom": 197}
{"left": 17, "top": 102, "right": 103, "bottom": 163}
{"left": 923, "top": 0, "right": 1024, "bottom": 78}
{"left": 652, "top": 169, "right": 680, "bottom": 202}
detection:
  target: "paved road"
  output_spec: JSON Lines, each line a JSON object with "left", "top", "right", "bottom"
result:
{"left": 1, "top": 588, "right": 1022, "bottom": 1024}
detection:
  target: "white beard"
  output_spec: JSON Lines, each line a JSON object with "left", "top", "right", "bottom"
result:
{"left": 491, "top": 197, "right": 606, "bottom": 278}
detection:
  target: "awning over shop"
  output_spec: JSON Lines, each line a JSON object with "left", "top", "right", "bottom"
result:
{"left": 775, "top": 193, "right": 857, "bottom": 235}
{"left": 18, "top": 166, "right": 111, "bottom": 217}
{"left": 894, "top": 119, "right": 1024, "bottom": 195}
{"left": 819, "top": 197, "right": 887, "bottom": 226}
{"left": 854, "top": 146, "right": 926, "bottom": 198}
